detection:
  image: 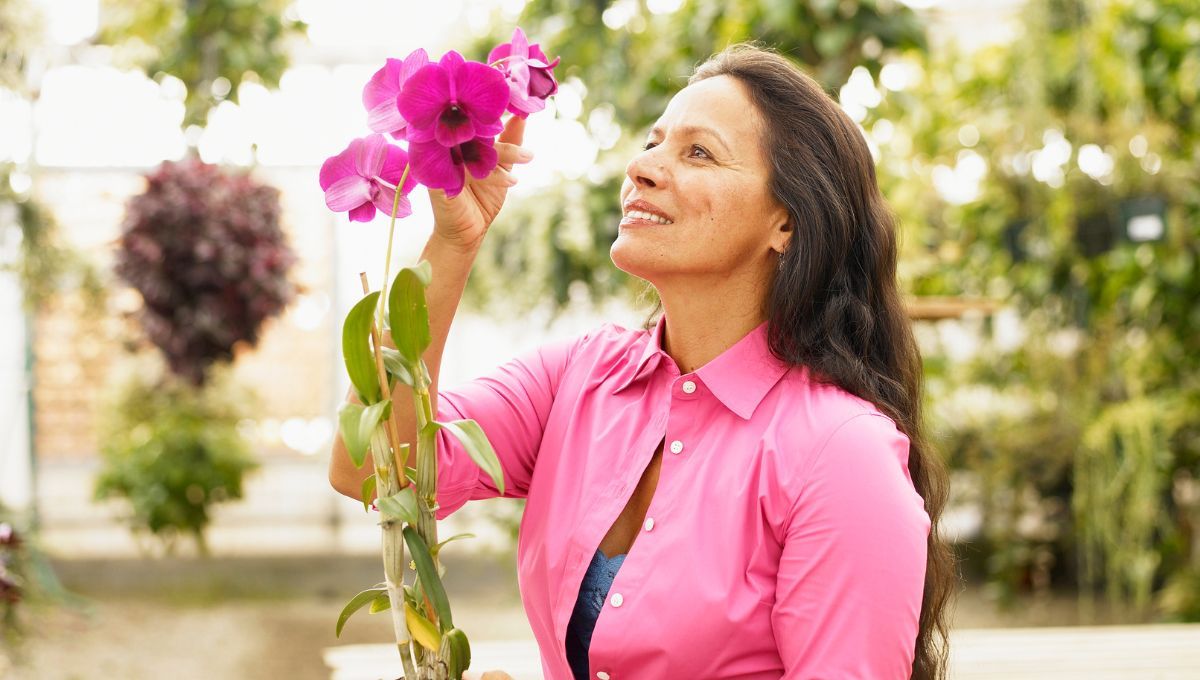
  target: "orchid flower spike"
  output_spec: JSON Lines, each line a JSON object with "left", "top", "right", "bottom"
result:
{"left": 319, "top": 134, "right": 419, "bottom": 222}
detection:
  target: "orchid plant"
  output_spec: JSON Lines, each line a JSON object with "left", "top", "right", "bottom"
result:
{"left": 321, "top": 28, "right": 559, "bottom": 680}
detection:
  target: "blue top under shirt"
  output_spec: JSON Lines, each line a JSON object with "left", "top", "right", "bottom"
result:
{"left": 565, "top": 547, "right": 627, "bottom": 679}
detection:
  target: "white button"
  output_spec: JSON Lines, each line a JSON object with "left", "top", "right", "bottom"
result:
{"left": 682, "top": 380, "right": 696, "bottom": 393}
{"left": 596, "top": 673, "right": 610, "bottom": 680}
{"left": 669, "top": 440, "right": 684, "bottom": 454}
{"left": 644, "top": 517, "right": 655, "bottom": 531}
{"left": 610, "top": 592, "right": 623, "bottom": 607}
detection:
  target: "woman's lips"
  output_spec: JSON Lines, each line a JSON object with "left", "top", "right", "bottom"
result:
{"left": 619, "top": 215, "right": 673, "bottom": 228}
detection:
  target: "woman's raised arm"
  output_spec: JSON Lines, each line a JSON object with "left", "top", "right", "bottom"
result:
{"left": 328, "top": 116, "right": 533, "bottom": 499}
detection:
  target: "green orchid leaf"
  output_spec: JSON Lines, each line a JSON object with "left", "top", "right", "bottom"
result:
{"left": 377, "top": 485, "right": 419, "bottom": 525}
{"left": 431, "top": 533, "right": 476, "bottom": 560}
{"left": 368, "top": 592, "right": 391, "bottom": 614}
{"left": 360, "top": 475, "right": 376, "bottom": 512}
{"left": 358, "top": 400, "right": 391, "bottom": 455}
{"left": 402, "top": 525, "right": 454, "bottom": 631}
{"left": 425, "top": 419, "right": 504, "bottom": 495}
{"left": 336, "top": 585, "right": 387, "bottom": 638}
{"left": 341, "top": 400, "right": 391, "bottom": 469}
{"left": 343, "top": 291, "right": 383, "bottom": 404}
{"left": 388, "top": 265, "right": 432, "bottom": 365}
{"left": 439, "top": 627, "right": 472, "bottom": 678}
{"left": 381, "top": 346, "right": 416, "bottom": 387}
{"left": 338, "top": 402, "right": 368, "bottom": 468}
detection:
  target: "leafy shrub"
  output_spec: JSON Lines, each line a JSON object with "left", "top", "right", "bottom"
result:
{"left": 94, "top": 363, "right": 260, "bottom": 556}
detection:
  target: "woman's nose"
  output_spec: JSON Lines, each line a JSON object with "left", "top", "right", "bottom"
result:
{"left": 626, "top": 147, "right": 665, "bottom": 189}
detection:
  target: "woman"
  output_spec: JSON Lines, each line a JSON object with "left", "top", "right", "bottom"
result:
{"left": 330, "top": 43, "right": 957, "bottom": 680}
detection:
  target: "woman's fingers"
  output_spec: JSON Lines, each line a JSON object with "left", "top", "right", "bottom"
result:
{"left": 498, "top": 114, "right": 526, "bottom": 147}
{"left": 469, "top": 165, "right": 518, "bottom": 189}
{"left": 461, "top": 671, "right": 515, "bottom": 680}
{"left": 495, "top": 116, "right": 528, "bottom": 171}
{"left": 495, "top": 141, "right": 534, "bottom": 172}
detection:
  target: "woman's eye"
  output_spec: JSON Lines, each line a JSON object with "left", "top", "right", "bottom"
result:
{"left": 640, "top": 141, "right": 710, "bottom": 159}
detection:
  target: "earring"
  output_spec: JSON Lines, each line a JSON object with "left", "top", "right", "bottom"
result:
{"left": 776, "top": 250, "right": 785, "bottom": 270}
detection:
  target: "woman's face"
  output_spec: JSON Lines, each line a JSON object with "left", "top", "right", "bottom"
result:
{"left": 611, "top": 74, "right": 790, "bottom": 286}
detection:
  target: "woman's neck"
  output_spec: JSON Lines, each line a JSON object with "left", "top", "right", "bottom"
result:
{"left": 657, "top": 299, "right": 766, "bottom": 374}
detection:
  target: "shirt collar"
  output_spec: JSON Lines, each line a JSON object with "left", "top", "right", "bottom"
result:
{"left": 609, "top": 314, "right": 791, "bottom": 420}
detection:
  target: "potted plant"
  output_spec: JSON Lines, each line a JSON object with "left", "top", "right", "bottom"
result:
{"left": 321, "top": 27, "right": 559, "bottom": 680}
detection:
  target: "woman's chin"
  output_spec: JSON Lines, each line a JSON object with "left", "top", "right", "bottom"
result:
{"left": 609, "top": 242, "right": 667, "bottom": 280}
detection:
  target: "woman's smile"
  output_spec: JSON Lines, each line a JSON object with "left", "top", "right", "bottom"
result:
{"left": 620, "top": 197, "right": 676, "bottom": 229}
{"left": 619, "top": 212, "right": 674, "bottom": 228}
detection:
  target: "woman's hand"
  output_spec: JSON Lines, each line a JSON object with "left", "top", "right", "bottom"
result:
{"left": 428, "top": 115, "right": 534, "bottom": 252}
{"left": 460, "top": 670, "right": 516, "bottom": 680}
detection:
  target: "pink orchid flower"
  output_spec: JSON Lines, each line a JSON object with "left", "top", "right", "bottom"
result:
{"left": 397, "top": 50, "right": 509, "bottom": 148}
{"left": 409, "top": 135, "right": 499, "bottom": 199}
{"left": 319, "top": 134, "right": 419, "bottom": 222}
{"left": 488, "top": 26, "right": 561, "bottom": 118}
{"left": 362, "top": 48, "right": 430, "bottom": 140}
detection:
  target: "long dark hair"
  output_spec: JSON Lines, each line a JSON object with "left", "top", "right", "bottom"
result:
{"left": 638, "top": 43, "right": 958, "bottom": 680}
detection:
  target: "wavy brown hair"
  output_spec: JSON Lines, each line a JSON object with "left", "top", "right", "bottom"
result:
{"left": 639, "top": 43, "right": 959, "bottom": 679}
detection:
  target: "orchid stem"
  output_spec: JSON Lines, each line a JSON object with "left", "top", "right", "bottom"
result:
{"left": 373, "top": 163, "right": 412, "bottom": 491}
{"left": 376, "top": 163, "right": 412, "bottom": 337}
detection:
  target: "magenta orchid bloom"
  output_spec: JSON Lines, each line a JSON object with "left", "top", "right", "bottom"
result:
{"left": 409, "top": 136, "right": 499, "bottom": 199}
{"left": 319, "top": 134, "right": 419, "bottom": 222}
{"left": 488, "top": 27, "right": 561, "bottom": 118}
{"left": 397, "top": 50, "right": 509, "bottom": 148}
{"left": 362, "top": 48, "right": 430, "bottom": 140}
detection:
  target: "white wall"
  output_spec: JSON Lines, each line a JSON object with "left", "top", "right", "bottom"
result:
{"left": 0, "top": 269, "right": 32, "bottom": 513}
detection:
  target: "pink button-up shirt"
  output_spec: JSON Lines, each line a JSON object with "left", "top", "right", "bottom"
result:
{"left": 432, "top": 314, "right": 930, "bottom": 679}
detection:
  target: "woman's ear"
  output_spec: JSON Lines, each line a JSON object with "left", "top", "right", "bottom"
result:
{"left": 773, "top": 218, "right": 792, "bottom": 255}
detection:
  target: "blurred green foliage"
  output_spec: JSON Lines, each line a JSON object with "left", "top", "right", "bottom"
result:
{"left": 461, "top": 0, "right": 927, "bottom": 313}
{"left": 867, "top": 0, "right": 1200, "bottom": 620}
{"left": 514, "top": 0, "right": 925, "bottom": 132}
{"left": 0, "top": 164, "right": 106, "bottom": 315}
{"left": 0, "top": 0, "right": 42, "bottom": 91}
{"left": 94, "top": 361, "right": 260, "bottom": 557}
{"left": 95, "top": 0, "right": 306, "bottom": 128}
{"left": 0, "top": 0, "right": 104, "bottom": 314}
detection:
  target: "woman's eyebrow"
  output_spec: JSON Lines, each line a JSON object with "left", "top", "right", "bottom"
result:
{"left": 647, "top": 124, "right": 730, "bottom": 153}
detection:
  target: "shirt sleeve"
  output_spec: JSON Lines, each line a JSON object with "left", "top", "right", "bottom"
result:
{"left": 430, "top": 328, "right": 590, "bottom": 521}
{"left": 772, "top": 412, "right": 931, "bottom": 679}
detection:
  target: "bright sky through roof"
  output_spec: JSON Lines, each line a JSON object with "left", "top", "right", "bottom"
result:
{"left": 12, "top": 0, "right": 1021, "bottom": 213}
{"left": 15, "top": 0, "right": 599, "bottom": 201}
